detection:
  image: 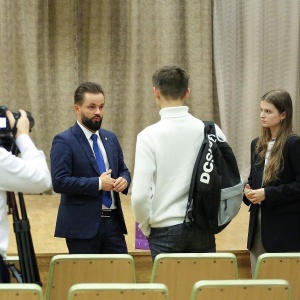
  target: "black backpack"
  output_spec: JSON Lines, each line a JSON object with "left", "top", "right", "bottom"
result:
{"left": 184, "top": 121, "right": 243, "bottom": 233}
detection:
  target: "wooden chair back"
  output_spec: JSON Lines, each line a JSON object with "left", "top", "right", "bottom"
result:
{"left": 150, "top": 253, "right": 238, "bottom": 300}
{"left": 190, "top": 279, "right": 291, "bottom": 300}
{"left": 254, "top": 252, "right": 300, "bottom": 299}
{"left": 0, "top": 283, "right": 43, "bottom": 300}
{"left": 67, "top": 283, "right": 169, "bottom": 300}
{"left": 45, "top": 254, "right": 136, "bottom": 300}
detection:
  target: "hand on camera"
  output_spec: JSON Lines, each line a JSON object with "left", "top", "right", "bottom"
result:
{"left": 6, "top": 109, "right": 30, "bottom": 137}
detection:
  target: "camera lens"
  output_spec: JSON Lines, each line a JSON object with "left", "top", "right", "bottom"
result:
{"left": 0, "top": 106, "right": 35, "bottom": 150}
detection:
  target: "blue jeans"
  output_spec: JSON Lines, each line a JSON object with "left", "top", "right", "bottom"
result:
{"left": 148, "top": 223, "right": 216, "bottom": 261}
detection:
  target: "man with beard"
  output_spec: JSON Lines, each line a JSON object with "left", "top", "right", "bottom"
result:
{"left": 50, "top": 82, "right": 131, "bottom": 254}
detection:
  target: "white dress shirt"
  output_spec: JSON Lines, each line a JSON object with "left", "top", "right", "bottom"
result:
{"left": 77, "top": 121, "right": 116, "bottom": 209}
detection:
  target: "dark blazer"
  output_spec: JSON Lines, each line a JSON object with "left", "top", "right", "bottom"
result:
{"left": 50, "top": 122, "right": 131, "bottom": 239}
{"left": 243, "top": 135, "right": 300, "bottom": 252}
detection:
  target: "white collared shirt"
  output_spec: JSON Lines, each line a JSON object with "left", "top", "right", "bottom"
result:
{"left": 77, "top": 121, "right": 115, "bottom": 209}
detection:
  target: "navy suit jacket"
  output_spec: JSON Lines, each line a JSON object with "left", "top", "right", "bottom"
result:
{"left": 50, "top": 122, "right": 131, "bottom": 239}
{"left": 243, "top": 135, "right": 300, "bottom": 252}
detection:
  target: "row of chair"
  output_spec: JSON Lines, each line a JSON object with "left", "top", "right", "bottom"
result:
{"left": 3, "top": 252, "right": 300, "bottom": 300}
{"left": 150, "top": 252, "right": 299, "bottom": 300}
{"left": 0, "top": 280, "right": 292, "bottom": 300}
{"left": 67, "top": 279, "right": 292, "bottom": 300}
{"left": 44, "top": 252, "right": 239, "bottom": 299}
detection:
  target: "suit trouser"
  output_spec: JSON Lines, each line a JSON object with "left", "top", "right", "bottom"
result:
{"left": 0, "top": 255, "right": 11, "bottom": 283}
{"left": 66, "top": 213, "right": 128, "bottom": 254}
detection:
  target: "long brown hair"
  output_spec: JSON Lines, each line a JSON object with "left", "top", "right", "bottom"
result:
{"left": 255, "top": 90, "right": 295, "bottom": 185}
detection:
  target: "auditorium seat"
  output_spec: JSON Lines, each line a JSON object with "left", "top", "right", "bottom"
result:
{"left": 190, "top": 279, "right": 291, "bottom": 300}
{"left": 67, "top": 283, "right": 169, "bottom": 300}
{"left": 254, "top": 252, "right": 300, "bottom": 299}
{"left": 150, "top": 252, "right": 238, "bottom": 300}
{"left": 0, "top": 283, "right": 43, "bottom": 300}
{"left": 44, "top": 254, "right": 136, "bottom": 300}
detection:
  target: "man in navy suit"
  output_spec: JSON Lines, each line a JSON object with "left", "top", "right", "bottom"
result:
{"left": 50, "top": 82, "right": 131, "bottom": 254}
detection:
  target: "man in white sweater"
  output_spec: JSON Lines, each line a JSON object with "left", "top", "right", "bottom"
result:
{"left": 131, "top": 65, "right": 226, "bottom": 260}
{"left": 0, "top": 109, "right": 52, "bottom": 282}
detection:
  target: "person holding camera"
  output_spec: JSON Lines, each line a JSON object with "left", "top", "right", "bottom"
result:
{"left": 0, "top": 109, "right": 52, "bottom": 283}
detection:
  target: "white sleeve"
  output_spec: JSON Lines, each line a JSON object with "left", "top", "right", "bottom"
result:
{"left": 0, "top": 134, "right": 52, "bottom": 193}
{"left": 131, "top": 132, "right": 155, "bottom": 236}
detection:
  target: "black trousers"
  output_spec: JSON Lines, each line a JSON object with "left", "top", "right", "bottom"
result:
{"left": 0, "top": 255, "right": 11, "bottom": 283}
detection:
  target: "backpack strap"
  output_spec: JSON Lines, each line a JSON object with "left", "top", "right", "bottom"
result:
{"left": 203, "top": 121, "right": 215, "bottom": 136}
{"left": 184, "top": 120, "right": 215, "bottom": 226}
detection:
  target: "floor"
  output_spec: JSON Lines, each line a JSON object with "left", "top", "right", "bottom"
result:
{"left": 7, "top": 193, "right": 249, "bottom": 255}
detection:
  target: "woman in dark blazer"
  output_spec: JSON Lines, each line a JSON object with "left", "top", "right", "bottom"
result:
{"left": 243, "top": 90, "right": 300, "bottom": 275}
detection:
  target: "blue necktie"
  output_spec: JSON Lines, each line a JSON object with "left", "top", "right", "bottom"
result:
{"left": 91, "top": 133, "right": 112, "bottom": 208}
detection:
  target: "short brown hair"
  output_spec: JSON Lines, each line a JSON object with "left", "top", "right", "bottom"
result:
{"left": 152, "top": 65, "right": 189, "bottom": 100}
{"left": 74, "top": 82, "right": 104, "bottom": 104}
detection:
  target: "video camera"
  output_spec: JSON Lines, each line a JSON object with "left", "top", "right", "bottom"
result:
{"left": 0, "top": 105, "right": 34, "bottom": 151}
